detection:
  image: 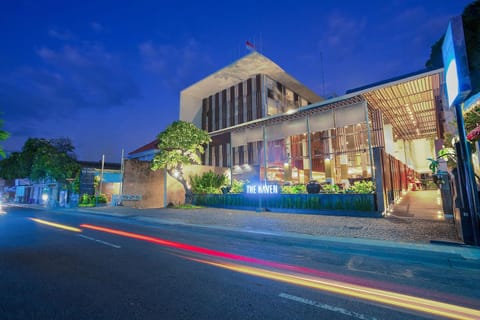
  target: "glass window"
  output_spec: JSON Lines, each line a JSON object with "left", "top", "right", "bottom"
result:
{"left": 285, "top": 88, "right": 294, "bottom": 110}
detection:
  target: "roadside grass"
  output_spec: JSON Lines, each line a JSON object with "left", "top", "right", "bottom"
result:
{"left": 172, "top": 204, "right": 204, "bottom": 209}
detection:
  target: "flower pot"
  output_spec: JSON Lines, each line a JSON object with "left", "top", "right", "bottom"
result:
{"left": 306, "top": 180, "right": 321, "bottom": 194}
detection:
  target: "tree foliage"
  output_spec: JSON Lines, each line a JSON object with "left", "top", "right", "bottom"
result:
{"left": 190, "top": 171, "right": 227, "bottom": 194}
{"left": 425, "top": 1, "right": 480, "bottom": 135}
{"left": 425, "top": 1, "right": 480, "bottom": 96}
{"left": 0, "top": 137, "right": 80, "bottom": 183}
{"left": 0, "top": 117, "right": 9, "bottom": 158}
{"left": 0, "top": 152, "right": 27, "bottom": 179}
{"left": 151, "top": 121, "right": 211, "bottom": 203}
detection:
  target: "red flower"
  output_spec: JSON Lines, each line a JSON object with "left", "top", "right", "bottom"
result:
{"left": 467, "top": 126, "right": 480, "bottom": 141}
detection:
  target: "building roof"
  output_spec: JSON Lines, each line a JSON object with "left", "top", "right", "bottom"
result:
{"left": 128, "top": 139, "right": 159, "bottom": 155}
{"left": 181, "top": 51, "right": 323, "bottom": 103}
{"left": 78, "top": 160, "right": 121, "bottom": 170}
{"left": 348, "top": 68, "right": 444, "bottom": 140}
{"left": 209, "top": 68, "right": 445, "bottom": 142}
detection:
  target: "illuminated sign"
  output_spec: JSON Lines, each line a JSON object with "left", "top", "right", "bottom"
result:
{"left": 441, "top": 16, "right": 471, "bottom": 108}
{"left": 246, "top": 184, "right": 280, "bottom": 194}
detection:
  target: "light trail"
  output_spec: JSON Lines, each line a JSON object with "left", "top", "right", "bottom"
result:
{"left": 80, "top": 223, "right": 354, "bottom": 281}
{"left": 30, "top": 218, "right": 82, "bottom": 232}
{"left": 81, "top": 223, "right": 480, "bottom": 319}
{"left": 188, "top": 257, "right": 480, "bottom": 320}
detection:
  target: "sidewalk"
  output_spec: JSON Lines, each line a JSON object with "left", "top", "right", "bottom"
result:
{"left": 72, "top": 204, "right": 459, "bottom": 244}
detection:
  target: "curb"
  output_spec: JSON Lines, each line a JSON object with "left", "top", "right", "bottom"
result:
{"left": 133, "top": 216, "right": 480, "bottom": 261}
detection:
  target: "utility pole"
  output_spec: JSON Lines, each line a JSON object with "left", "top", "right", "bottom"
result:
{"left": 99, "top": 154, "right": 105, "bottom": 196}
{"left": 119, "top": 149, "right": 124, "bottom": 206}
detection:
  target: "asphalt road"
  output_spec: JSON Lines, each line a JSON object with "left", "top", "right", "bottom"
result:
{"left": 1, "top": 205, "right": 479, "bottom": 320}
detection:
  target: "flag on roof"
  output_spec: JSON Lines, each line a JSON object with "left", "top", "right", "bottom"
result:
{"left": 245, "top": 40, "right": 255, "bottom": 51}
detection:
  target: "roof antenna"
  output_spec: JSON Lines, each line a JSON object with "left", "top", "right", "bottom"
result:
{"left": 320, "top": 51, "right": 326, "bottom": 97}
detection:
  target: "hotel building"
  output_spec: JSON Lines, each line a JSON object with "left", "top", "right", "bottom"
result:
{"left": 179, "top": 52, "right": 445, "bottom": 212}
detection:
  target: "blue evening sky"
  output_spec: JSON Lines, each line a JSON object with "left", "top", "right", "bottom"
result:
{"left": 0, "top": 0, "right": 473, "bottom": 162}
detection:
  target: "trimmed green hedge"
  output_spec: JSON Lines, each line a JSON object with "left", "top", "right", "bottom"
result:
{"left": 192, "top": 193, "right": 376, "bottom": 212}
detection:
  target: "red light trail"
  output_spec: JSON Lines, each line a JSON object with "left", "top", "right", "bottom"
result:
{"left": 80, "top": 223, "right": 480, "bottom": 320}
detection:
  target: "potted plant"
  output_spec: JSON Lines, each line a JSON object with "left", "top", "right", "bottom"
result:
{"left": 306, "top": 180, "right": 321, "bottom": 194}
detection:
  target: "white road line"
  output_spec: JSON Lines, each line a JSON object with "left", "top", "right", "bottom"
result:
{"left": 77, "top": 234, "right": 121, "bottom": 249}
{"left": 279, "top": 292, "right": 378, "bottom": 320}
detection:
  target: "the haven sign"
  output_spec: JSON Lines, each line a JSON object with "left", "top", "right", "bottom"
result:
{"left": 246, "top": 184, "right": 280, "bottom": 195}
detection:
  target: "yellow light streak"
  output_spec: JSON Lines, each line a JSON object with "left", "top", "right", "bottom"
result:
{"left": 29, "top": 218, "right": 82, "bottom": 233}
{"left": 190, "top": 257, "right": 480, "bottom": 320}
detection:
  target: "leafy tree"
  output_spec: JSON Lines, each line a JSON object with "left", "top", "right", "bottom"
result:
{"left": 151, "top": 121, "right": 211, "bottom": 204}
{"left": 425, "top": 1, "right": 480, "bottom": 140}
{"left": 0, "top": 152, "right": 27, "bottom": 179}
{"left": 425, "top": 1, "right": 480, "bottom": 96}
{"left": 462, "top": 1, "right": 480, "bottom": 96}
{"left": 0, "top": 117, "right": 9, "bottom": 158}
{"left": 71, "top": 174, "right": 80, "bottom": 194}
{"left": 0, "top": 137, "right": 80, "bottom": 183}
{"left": 30, "top": 144, "right": 80, "bottom": 183}
{"left": 425, "top": 36, "right": 444, "bottom": 70}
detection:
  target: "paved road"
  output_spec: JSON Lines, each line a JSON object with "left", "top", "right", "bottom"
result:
{"left": 1, "top": 205, "right": 480, "bottom": 319}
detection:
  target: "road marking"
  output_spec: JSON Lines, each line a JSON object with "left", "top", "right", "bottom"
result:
{"left": 279, "top": 292, "right": 378, "bottom": 320}
{"left": 77, "top": 234, "right": 121, "bottom": 249}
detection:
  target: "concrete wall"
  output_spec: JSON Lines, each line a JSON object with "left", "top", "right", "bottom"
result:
{"left": 122, "top": 159, "right": 228, "bottom": 208}
{"left": 179, "top": 92, "right": 202, "bottom": 127}
{"left": 122, "top": 159, "right": 165, "bottom": 209}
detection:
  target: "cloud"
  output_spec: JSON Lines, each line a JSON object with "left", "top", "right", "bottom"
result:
{"left": 139, "top": 38, "right": 214, "bottom": 91}
{"left": 90, "top": 21, "right": 104, "bottom": 33}
{"left": 48, "top": 28, "right": 75, "bottom": 40}
{"left": 322, "top": 12, "right": 367, "bottom": 54}
{"left": 0, "top": 67, "right": 77, "bottom": 121}
{"left": 39, "top": 43, "right": 140, "bottom": 105}
{"left": 0, "top": 42, "right": 140, "bottom": 135}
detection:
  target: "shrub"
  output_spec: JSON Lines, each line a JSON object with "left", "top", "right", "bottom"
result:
{"left": 190, "top": 171, "right": 227, "bottom": 194}
{"left": 281, "top": 184, "right": 306, "bottom": 194}
{"left": 81, "top": 193, "right": 90, "bottom": 204}
{"left": 230, "top": 179, "right": 247, "bottom": 193}
{"left": 322, "top": 184, "right": 340, "bottom": 193}
{"left": 349, "top": 180, "right": 375, "bottom": 194}
{"left": 96, "top": 194, "right": 108, "bottom": 203}
{"left": 78, "top": 193, "right": 108, "bottom": 206}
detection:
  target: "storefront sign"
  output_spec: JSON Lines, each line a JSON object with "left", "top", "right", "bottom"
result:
{"left": 245, "top": 184, "right": 280, "bottom": 194}
{"left": 121, "top": 194, "right": 142, "bottom": 201}
{"left": 442, "top": 16, "right": 471, "bottom": 108}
